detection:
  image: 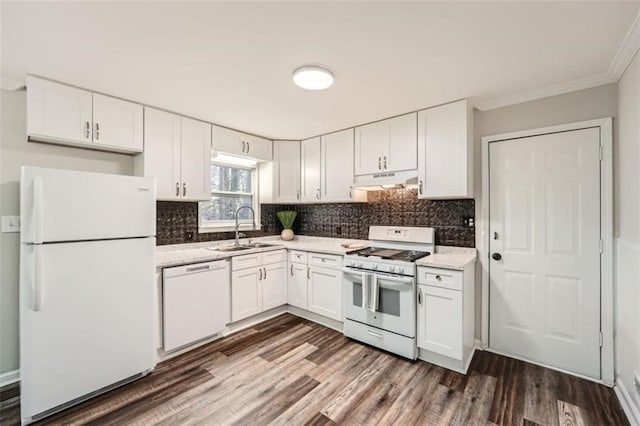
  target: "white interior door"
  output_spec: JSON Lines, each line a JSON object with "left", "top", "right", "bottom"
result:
{"left": 489, "top": 127, "right": 601, "bottom": 378}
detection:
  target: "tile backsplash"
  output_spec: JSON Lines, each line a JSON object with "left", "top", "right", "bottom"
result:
{"left": 157, "top": 188, "right": 475, "bottom": 247}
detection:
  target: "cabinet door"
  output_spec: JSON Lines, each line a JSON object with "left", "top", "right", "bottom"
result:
{"left": 386, "top": 113, "right": 417, "bottom": 172}
{"left": 301, "top": 137, "right": 321, "bottom": 202}
{"left": 307, "top": 266, "right": 342, "bottom": 321}
{"left": 262, "top": 262, "right": 287, "bottom": 311}
{"left": 212, "top": 125, "right": 243, "bottom": 156}
{"left": 180, "top": 117, "right": 212, "bottom": 201}
{"left": 140, "top": 107, "right": 181, "bottom": 200}
{"left": 245, "top": 135, "right": 273, "bottom": 161}
{"left": 321, "top": 129, "right": 356, "bottom": 202}
{"left": 417, "top": 285, "right": 462, "bottom": 360}
{"left": 26, "top": 75, "right": 93, "bottom": 145}
{"left": 231, "top": 267, "right": 262, "bottom": 322}
{"left": 354, "top": 122, "right": 387, "bottom": 175}
{"left": 288, "top": 262, "right": 308, "bottom": 309}
{"left": 273, "top": 140, "right": 301, "bottom": 203}
{"left": 92, "top": 93, "right": 143, "bottom": 152}
{"left": 417, "top": 100, "right": 472, "bottom": 199}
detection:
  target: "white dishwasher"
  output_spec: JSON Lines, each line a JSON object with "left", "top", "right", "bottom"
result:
{"left": 163, "top": 259, "right": 230, "bottom": 352}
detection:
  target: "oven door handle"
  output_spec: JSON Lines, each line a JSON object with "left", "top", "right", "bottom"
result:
{"left": 343, "top": 269, "right": 414, "bottom": 286}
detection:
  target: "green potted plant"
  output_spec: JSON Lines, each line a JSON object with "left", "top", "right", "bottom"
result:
{"left": 276, "top": 210, "right": 297, "bottom": 241}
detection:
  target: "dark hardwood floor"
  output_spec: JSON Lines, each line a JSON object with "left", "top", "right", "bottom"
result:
{"left": 0, "top": 313, "right": 629, "bottom": 425}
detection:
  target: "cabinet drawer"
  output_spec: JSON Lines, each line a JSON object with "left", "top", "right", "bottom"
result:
{"left": 417, "top": 266, "right": 462, "bottom": 291}
{"left": 308, "top": 252, "right": 342, "bottom": 269}
{"left": 262, "top": 249, "right": 287, "bottom": 265}
{"left": 232, "top": 253, "right": 263, "bottom": 271}
{"left": 289, "top": 250, "right": 308, "bottom": 264}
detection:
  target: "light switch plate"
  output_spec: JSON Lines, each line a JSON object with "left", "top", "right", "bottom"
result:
{"left": 1, "top": 216, "right": 20, "bottom": 233}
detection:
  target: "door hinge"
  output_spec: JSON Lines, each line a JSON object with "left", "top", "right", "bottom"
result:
{"left": 599, "top": 239, "right": 604, "bottom": 253}
{"left": 599, "top": 146, "right": 603, "bottom": 161}
{"left": 599, "top": 332, "right": 604, "bottom": 347}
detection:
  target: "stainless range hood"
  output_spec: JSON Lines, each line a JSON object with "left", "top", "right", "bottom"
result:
{"left": 353, "top": 169, "right": 418, "bottom": 190}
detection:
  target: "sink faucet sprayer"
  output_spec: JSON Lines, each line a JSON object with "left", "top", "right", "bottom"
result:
{"left": 234, "top": 206, "right": 256, "bottom": 246}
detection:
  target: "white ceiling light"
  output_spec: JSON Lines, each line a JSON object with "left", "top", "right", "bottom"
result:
{"left": 293, "top": 65, "right": 334, "bottom": 90}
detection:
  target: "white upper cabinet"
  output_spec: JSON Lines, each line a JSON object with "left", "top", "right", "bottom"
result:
{"left": 273, "top": 140, "right": 301, "bottom": 203}
{"left": 137, "top": 108, "right": 181, "bottom": 200}
{"left": 92, "top": 94, "right": 143, "bottom": 152}
{"left": 417, "top": 100, "right": 473, "bottom": 199}
{"left": 321, "top": 129, "right": 362, "bottom": 202}
{"left": 27, "top": 75, "right": 93, "bottom": 145}
{"left": 26, "top": 75, "right": 143, "bottom": 154}
{"left": 135, "top": 107, "right": 211, "bottom": 201}
{"left": 301, "top": 137, "right": 321, "bottom": 202}
{"left": 212, "top": 125, "right": 272, "bottom": 161}
{"left": 180, "top": 117, "right": 212, "bottom": 201}
{"left": 354, "top": 113, "right": 417, "bottom": 175}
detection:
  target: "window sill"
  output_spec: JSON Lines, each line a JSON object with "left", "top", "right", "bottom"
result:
{"left": 198, "top": 224, "right": 263, "bottom": 234}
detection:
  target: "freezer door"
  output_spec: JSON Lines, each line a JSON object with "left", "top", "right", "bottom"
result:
{"left": 20, "top": 238, "right": 156, "bottom": 421}
{"left": 21, "top": 166, "right": 155, "bottom": 243}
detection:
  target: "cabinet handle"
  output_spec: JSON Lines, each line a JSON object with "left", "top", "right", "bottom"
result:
{"left": 247, "top": 142, "right": 250, "bottom": 153}
{"left": 297, "top": 190, "right": 301, "bottom": 201}
{"left": 307, "top": 267, "right": 311, "bottom": 279}
{"left": 418, "top": 180, "right": 423, "bottom": 195}
{"left": 418, "top": 289, "right": 422, "bottom": 305}
{"left": 175, "top": 182, "right": 180, "bottom": 196}
{"left": 95, "top": 122, "right": 100, "bottom": 140}
{"left": 183, "top": 183, "right": 186, "bottom": 197}
{"left": 290, "top": 264, "right": 294, "bottom": 276}
{"left": 349, "top": 187, "right": 353, "bottom": 199}
{"left": 85, "top": 121, "right": 91, "bottom": 139}
{"left": 263, "top": 267, "right": 267, "bottom": 279}
{"left": 383, "top": 156, "right": 387, "bottom": 170}
{"left": 316, "top": 188, "right": 320, "bottom": 200}
{"left": 259, "top": 268, "right": 263, "bottom": 280}
{"left": 242, "top": 141, "right": 246, "bottom": 152}
{"left": 378, "top": 157, "right": 381, "bottom": 170}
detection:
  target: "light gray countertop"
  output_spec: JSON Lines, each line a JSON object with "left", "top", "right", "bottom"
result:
{"left": 415, "top": 246, "right": 477, "bottom": 271}
{"left": 156, "top": 235, "right": 369, "bottom": 268}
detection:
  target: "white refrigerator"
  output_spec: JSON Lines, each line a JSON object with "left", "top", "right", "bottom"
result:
{"left": 19, "top": 166, "right": 157, "bottom": 424}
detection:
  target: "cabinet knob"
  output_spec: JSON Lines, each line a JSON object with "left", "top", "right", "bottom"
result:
{"left": 435, "top": 275, "right": 442, "bottom": 281}
{"left": 492, "top": 253, "right": 502, "bottom": 261}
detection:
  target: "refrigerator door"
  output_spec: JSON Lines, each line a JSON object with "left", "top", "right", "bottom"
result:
{"left": 20, "top": 237, "right": 156, "bottom": 422}
{"left": 21, "top": 166, "right": 156, "bottom": 244}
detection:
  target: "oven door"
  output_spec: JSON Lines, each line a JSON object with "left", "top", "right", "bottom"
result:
{"left": 342, "top": 268, "right": 416, "bottom": 338}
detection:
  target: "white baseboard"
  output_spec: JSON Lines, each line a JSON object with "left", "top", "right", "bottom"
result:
{"left": 474, "top": 339, "right": 483, "bottom": 350}
{"left": 615, "top": 378, "right": 640, "bottom": 426}
{"left": 0, "top": 369, "right": 19, "bottom": 387}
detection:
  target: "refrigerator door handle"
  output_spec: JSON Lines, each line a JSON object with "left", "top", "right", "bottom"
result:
{"left": 33, "top": 176, "right": 44, "bottom": 244}
{"left": 33, "top": 245, "right": 44, "bottom": 311}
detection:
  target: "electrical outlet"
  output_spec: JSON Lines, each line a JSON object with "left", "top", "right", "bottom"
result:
{"left": 335, "top": 226, "right": 342, "bottom": 235}
{"left": 1, "top": 216, "right": 20, "bottom": 233}
{"left": 463, "top": 216, "right": 475, "bottom": 227}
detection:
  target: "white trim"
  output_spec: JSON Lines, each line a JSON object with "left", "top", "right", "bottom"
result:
{"left": 615, "top": 379, "right": 640, "bottom": 426}
{"left": 480, "top": 118, "right": 614, "bottom": 385}
{"left": 474, "top": 73, "right": 615, "bottom": 112}
{"left": 0, "top": 369, "right": 19, "bottom": 387}
{"left": 475, "top": 10, "right": 640, "bottom": 111}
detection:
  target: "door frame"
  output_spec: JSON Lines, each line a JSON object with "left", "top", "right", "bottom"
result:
{"left": 480, "top": 118, "right": 614, "bottom": 385}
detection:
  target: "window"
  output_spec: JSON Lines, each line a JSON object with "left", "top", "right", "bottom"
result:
{"left": 199, "top": 162, "right": 259, "bottom": 231}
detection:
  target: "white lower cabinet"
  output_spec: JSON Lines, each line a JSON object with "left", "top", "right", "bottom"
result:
{"left": 287, "top": 251, "right": 343, "bottom": 321}
{"left": 308, "top": 265, "right": 342, "bottom": 321}
{"left": 416, "top": 263, "right": 475, "bottom": 373}
{"left": 231, "top": 250, "right": 287, "bottom": 322}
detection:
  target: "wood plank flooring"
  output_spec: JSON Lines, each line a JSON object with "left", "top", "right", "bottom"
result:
{"left": 0, "top": 313, "right": 629, "bottom": 425}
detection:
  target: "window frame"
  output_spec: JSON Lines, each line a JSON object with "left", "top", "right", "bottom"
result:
{"left": 198, "top": 161, "right": 261, "bottom": 233}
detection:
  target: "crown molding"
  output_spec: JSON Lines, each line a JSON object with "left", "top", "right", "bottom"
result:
{"left": 475, "top": 8, "right": 640, "bottom": 112}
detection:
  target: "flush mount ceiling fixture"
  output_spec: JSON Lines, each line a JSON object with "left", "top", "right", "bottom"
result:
{"left": 293, "top": 65, "right": 334, "bottom": 90}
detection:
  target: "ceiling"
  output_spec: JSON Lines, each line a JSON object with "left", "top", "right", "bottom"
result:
{"left": 2, "top": 1, "right": 639, "bottom": 140}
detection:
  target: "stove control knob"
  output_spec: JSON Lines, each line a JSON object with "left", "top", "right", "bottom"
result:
{"left": 389, "top": 266, "right": 396, "bottom": 273}
{"left": 372, "top": 263, "right": 378, "bottom": 269}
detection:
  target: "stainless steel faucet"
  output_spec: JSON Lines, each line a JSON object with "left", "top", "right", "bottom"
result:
{"left": 234, "top": 205, "right": 256, "bottom": 246}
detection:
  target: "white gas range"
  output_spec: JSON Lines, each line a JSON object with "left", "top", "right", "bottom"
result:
{"left": 342, "top": 226, "right": 435, "bottom": 359}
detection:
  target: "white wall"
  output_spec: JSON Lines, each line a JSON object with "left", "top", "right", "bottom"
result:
{"left": 0, "top": 90, "right": 133, "bottom": 378}
{"left": 615, "top": 50, "right": 640, "bottom": 420}
{"left": 473, "top": 83, "right": 618, "bottom": 339}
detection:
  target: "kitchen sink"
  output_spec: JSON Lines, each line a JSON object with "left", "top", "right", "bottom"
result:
{"left": 209, "top": 243, "right": 278, "bottom": 252}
